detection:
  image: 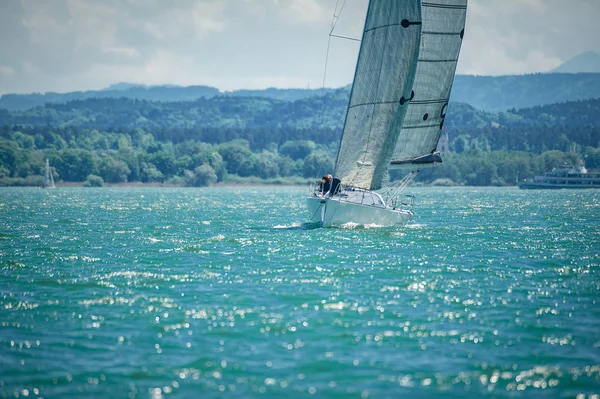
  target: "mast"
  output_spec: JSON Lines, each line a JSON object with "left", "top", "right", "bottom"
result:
{"left": 334, "top": 0, "right": 422, "bottom": 191}
{"left": 390, "top": 0, "right": 468, "bottom": 167}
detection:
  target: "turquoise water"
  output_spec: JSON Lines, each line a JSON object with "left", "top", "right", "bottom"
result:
{"left": 1, "top": 187, "right": 599, "bottom": 398}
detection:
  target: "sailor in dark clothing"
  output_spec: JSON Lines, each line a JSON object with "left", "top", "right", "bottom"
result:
{"left": 321, "top": 174, "right": 332, "bottom": 196}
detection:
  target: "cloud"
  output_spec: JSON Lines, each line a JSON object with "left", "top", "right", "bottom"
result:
{"left": 459, "top": 0, "right": 600, "bottom": 75}
{"left": 190, "top": 1, "right": 229, "bottom": 38}
{"left": 279, "top": 0, "right": 329, "bottom": 24}
{"left": 0, "top": 66, "right": 16, "bottom": 76}
{"left": 244, "top": 0, "right": 330, "bottom": 25}
{"left": 20, "top": 0, "right": 68, "bottom": 44}
{"left": 66, "top": 0, "right": 118, "bottom": 48}
{"left": 2, "top": 0, "right": 600, "bottom": 95}
{"left": 129, "top": 1, "right": 229, "bottom": 41}
{"left": 103, "top": 47, "right": 140, "bottom": 58}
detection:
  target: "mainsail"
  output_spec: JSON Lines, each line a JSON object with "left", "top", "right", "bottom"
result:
{"left": 334, "top": 0, "right": 422, "bottom": 190}
{"left": 391, "top": 0, "right": 468, "bottom": 166}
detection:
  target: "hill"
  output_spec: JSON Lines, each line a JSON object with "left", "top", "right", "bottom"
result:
{"left": 0, "top": 85, "right": 338, "bottom": 112}
{"left": 3, "top": 72, "right": 600, "bottom": 112}
{"left": 2, "top": 88, "right": 600, "bottom": 132}
{"left": 552, "top": 51, "right": 600, "bottom": 73}
{"left": 0, "top": 86, "right": 219, "bottom": 112}
{"left": 0, "top": 89, "right": 350, "bottom": 132}
{"left": 449, "top": 73, "right": 600, "bottom": 111}
{"left": 2, "top": 94, "right": 600, "bottom": 187}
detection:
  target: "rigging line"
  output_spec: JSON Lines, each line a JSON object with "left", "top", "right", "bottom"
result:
{"left": 314, "top": 32, "right": 333, "bottom": 131}
{"left": 310, "top": 1, "right": 340, "bottom": 182}
{"left": 330, "top": 0, "right": 341, "bottom": 32}
{"left": 314, "top": 0, "right": 349, "bottom": 177}
{"left": 330, "top": 34, "right": 361, "bottom": 42}
{"left": 330, "top": 0, "right": 348, "bottom": 34}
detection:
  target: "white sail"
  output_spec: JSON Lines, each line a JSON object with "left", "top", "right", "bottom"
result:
{"left": 391, "top": 0, "right": 467, "bottom": 166}
{"left": 44, "top": 159, "right": 50, "bottom": 188}
{"left": 44, "top": 158, "right": 56, "bottom": 188}
{"left": 334, "top": 0, "right": 422, "bottom": 190}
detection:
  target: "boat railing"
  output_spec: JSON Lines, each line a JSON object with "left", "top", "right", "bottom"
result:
{"left": 308, "top": 180, "right": 322, "bottom": 197}
{"left": 403, "top": 195, "right": 415, "bottom": 211}
{"left": 309, "top": 180, "right": 337, "bottom": 198}
{"left": 389, "top": 194, "right": 414, "bottom": 212}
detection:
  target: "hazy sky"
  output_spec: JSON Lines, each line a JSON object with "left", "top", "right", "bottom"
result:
{"left": 0, "top": 0, "right": 599, "bottom": 95}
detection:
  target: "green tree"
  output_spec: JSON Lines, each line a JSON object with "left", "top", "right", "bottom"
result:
{"left": 464, "top": 157, "right": 498, "bottom": 186}
{"left": 56, "top": 149, "right": 97, "bottom": 181}
{"left": 218, "top": 140, "right": 256, "bottom": 177}
{"left": 279, "top": 140, "right": 316, "bottom": 160}
{"left": 148, "top": 150, "right": 177, "bottom": 176}
{"left": 302, "top": 151, "right": 334, "bottom": 178}
{"left": 276, "top": 156, "right": 297, "bottom": 177}
{"left": 101, "top": 158, "right": 131, "bottom": 183}
{"left": 452, "top": 135, "right": 469, "bottom": 153}
{"left": 140, "top": 162, "right": 164, "bottom": 183}
{"left": 12, "top": 132, "right": 35, "bottom": 149}
{"left": 584, "top": 147, "right": 600, "bottom": 169}
{"left": 254, "top": 151, "right": 279, "bottom": 179}
{"left": 84, "top": 174, "right": 104, "bottom": 187}
{"left": 207, "top": 151, "right": 227, "bottom": 181}
{"left": 184, "top": 164, "right": 217, "bottom": 187}
{"left": 116, "top": 148, "right": 140, "bottom": 181}
{"left": 0, "top": 140, "right": 21, "bottom": 176}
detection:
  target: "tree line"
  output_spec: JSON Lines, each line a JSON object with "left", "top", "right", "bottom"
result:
{"left": 1, "top": 123, "right": 599, "bottom": 187}
{"left": 0, "top": 125, "right": 336, "bottom": 187}
{"left": 1, "top": 93, "right": 600, "bottom": 187}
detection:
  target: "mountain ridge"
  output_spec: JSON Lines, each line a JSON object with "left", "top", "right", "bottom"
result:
{"left": 552, "top": 51, "right": 600, "bottom": 73}
{"left": 2, "top": 73, "right": 600, "bottom": 113}
{"left": 2, "top": 88, "right": 600, "bottom": 133}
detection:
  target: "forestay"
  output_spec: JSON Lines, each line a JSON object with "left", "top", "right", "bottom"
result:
{"left": 334, "top": 0, "right": 422, "bottom": 191}
{"left": 390, "top": 0, "right": 468, "bottom": 166}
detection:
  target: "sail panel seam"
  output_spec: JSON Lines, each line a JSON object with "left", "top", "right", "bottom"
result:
{"left": 365, "top": 21, "right": 422, "bottom": 34}
{"left": 410, "top": 99, "right": 447, "bottom": 104}
{"left": 417, "top": 59, "right": 458, "bottom": 63}
{"left": 348, "top": 100, "right": 401, "bottom": 109}
{"left": 390, "top": 160, "right": 439, "bottom": 164}
{"left": 421, "top": 3, "right": 466, "bottom": 9}
{"left": 422, "top": 31, "right": 463, "bottom": 35}
{"left": 400, "top": 123, "right": 441, "bottom": 129}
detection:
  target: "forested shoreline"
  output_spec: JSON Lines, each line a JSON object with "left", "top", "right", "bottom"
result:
{"left": 1, "top": 91, "right": 599, "bottom": 187}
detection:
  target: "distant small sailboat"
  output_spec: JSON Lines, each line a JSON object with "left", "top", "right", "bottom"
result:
{"left": 43, "top": 159, "right": 56, "bottom": 189}
{"left": 307, "top": 0, "right": 467, "bottom": 227}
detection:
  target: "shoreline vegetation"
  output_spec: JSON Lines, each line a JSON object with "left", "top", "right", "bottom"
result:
{"left": 1, "top": 89, "right": 600, "bottom": 188}
{"left": 0, "top": 178, "right": 488, "bottom": 189}
{"left": 0, "top": 176, "right": 462, "bottom": 188}
{"left": 0, "top": 181, "right": 526, "bottom": 188}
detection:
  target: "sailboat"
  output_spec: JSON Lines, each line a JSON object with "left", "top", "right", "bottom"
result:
{"left": 307, "top": 0, "right": 467, "bottom": 227}
{"left": 43, "top": 159, "right": 56, "bottom": 189}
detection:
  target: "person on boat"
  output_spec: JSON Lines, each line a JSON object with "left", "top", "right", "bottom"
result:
{"left": 320, "top": 174, "right": 333, "bottom": 196}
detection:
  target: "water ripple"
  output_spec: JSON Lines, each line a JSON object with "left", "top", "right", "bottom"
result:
{"left": 0, "top": 187, "right": 599, "bottom": 398}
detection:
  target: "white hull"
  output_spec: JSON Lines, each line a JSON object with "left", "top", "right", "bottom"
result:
{"left": 306, "top": 196, "right": 412, "bottom": 227}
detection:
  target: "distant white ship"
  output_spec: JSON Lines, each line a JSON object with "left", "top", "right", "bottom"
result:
{"left": 519, "top": 162, "right": 600, "bottom": 189}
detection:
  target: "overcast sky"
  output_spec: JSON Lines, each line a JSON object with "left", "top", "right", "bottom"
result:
{"left": 0, "top": 0, "right": 599, "bottom": 95}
